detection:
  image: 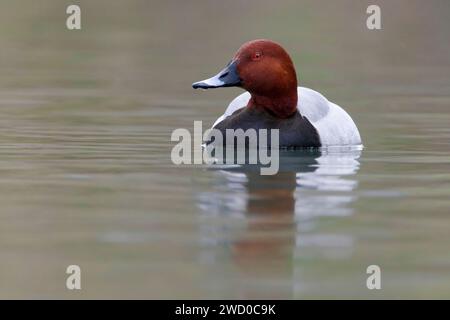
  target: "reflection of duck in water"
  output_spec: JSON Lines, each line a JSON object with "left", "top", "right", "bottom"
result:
{"left": 196, "top": 149, "right": 361, "bottom": 298}
{"left": 198, "top": 148, "right": 360, "bottom": 215}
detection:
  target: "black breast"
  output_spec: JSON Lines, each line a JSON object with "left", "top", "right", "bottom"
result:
{"left": 208, "top": 107, "right": 321, "bottom": 148}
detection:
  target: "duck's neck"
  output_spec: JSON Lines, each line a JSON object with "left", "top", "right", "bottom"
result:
{"left": 247, "top": 89, "right": 298, "bottom": 118}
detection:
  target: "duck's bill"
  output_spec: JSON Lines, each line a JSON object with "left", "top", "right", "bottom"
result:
{"left": 192, "top": 60, "right": 241, "bottom": 89}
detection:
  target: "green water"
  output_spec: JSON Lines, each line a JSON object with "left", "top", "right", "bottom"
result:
{"left": 0, "top": 0, "right": 449, "bottom": 298}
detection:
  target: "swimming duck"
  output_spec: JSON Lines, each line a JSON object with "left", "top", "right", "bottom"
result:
{"left": 192, "top": 39, "right": 362, "bottom": 148}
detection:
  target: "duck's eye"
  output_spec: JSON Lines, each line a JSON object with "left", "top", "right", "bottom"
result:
{"left": 251, "top": 51, "right": 262, "bottom": 61}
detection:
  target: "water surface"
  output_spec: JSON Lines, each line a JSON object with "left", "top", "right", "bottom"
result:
{"left": 0, "top": 0, "right": 449, "bottom": 298}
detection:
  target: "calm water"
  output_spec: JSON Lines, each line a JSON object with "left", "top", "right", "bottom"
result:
{"left": 0, "top": 0, "right": 449, "bottom": 298}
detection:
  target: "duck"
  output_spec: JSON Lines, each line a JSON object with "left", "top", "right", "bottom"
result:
{"left": 192, "top": 39, "right": 362, "bottom": 148}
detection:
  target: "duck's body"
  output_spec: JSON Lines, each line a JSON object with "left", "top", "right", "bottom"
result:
{"left": 213, "top": 87, "right": 361, "bottom": 147}
{"left": 214, "top": 102, "right": 321, "bottom": 148}
{"left": 193, "top": 39, "right": 362, "bottom": 148}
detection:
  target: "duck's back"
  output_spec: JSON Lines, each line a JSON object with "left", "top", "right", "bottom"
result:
{"left": 213, "top": 87, "right": 362, "bottom": 147}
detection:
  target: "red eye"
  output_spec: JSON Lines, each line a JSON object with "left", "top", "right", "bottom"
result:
{"left": 251, "top": 51, "right": 262, "bottom": 61}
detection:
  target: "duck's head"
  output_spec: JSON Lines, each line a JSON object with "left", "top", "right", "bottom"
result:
{"left": 193, "top": 39, "right": 298, "bottom": 118}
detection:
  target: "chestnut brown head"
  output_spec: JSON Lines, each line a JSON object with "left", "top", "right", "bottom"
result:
{"left": 193, "top": 39, "right": 298, "bottom": 118}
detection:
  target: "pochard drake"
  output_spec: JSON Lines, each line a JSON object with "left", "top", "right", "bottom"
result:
{"left": 192, "top": 39, "right": 362, "bottom": 148}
